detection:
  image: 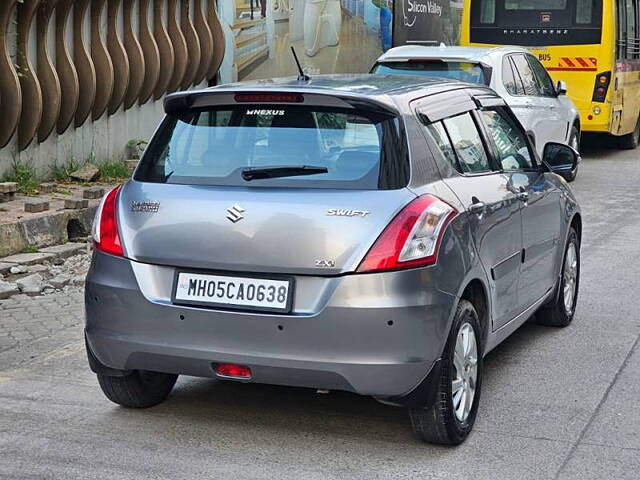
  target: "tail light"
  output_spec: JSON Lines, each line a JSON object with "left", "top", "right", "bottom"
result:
{"left": 592, "top": 71, "right": 611, "bottom": 102}
{"left": 357, "top": 195, "right": 457, "bottom": 273}
{"left": 93, "top": 185, "right": 124, "bottom": 257}
{"left": 234, "top": 93, "right": 304, "bottom": 103}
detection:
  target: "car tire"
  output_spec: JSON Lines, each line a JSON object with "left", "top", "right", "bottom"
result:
{"left": 619, "top": 118, "right": 640, "bottom": 150}
{"left": 536, "top": 227, "right": 580, "bottom": 328}
{"left": 408, "top": 299, "right": 483, "bottom": 445}
{"left": 97, "top": 370, "right": 178, "bottom": 408}
{"left": 560, "top": 126, "right": 580, "bottom": 182}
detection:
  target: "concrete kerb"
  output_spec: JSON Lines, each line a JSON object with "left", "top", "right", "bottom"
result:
{"left": 0, "top": 207, "right": 97, "bottom": 257}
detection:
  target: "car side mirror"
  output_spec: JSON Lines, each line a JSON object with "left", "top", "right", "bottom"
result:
{"left": 542, "top": 142, "right": 579, "bottom": 174}
{"left": 556, "top": 80, "right": 567, "bottom": 96}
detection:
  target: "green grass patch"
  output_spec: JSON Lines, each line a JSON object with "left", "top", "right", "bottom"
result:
{"left": 21, "top": 246, "right": 39, "bottom": 253}
{"left": 3, "top": 160, "right": 40, "bottom": 195}
{"left": 97, "top": 159, "right": 130, "bottom": 182}
{"left": 51, "top": 158, "right": 81, "bottom": 182}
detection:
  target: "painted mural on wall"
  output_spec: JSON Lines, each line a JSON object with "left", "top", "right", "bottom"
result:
{"left": 216, "top": 0, "right": 393, "bottom": 82}
{"left": 392, "top": 0, "right": 462, "bottom": 46}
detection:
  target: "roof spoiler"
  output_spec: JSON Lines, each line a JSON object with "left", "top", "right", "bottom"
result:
{"left": 163, "top": 89, "right": 400, "bottom": 117}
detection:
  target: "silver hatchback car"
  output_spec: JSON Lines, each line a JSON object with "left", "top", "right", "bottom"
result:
{"left": 86, "top": 75, "right": 581, "bottom": 445}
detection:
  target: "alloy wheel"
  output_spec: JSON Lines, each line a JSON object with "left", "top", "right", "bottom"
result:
{"left": 563, "top": 243, "right": 578, "bottom": 315}
{"left": 452, "top": 322, "right": 478, "bottom": 422}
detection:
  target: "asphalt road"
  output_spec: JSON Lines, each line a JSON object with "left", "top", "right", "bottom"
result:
{"left": 1, "top": 140, "right": 639, "bottom": 479}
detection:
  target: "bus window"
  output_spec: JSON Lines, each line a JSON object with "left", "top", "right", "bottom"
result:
{"left": 504, "top": 1, "right": 567, "bottom": 10}
{"left": 617, "top": 0, "right": 627, "bottom": 58}
{"left": 617, "top": 0, "right": 639, "bottom": 59}
{"left": 480, "top": 0, "right": 496, "bottom": 23}
{"left": 576, "top": 0, "right": 594, "bottom": 23}
{"left": 626, "top": 0, "right": 638, "bottom": 58}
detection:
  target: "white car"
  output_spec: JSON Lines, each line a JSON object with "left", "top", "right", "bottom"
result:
{"left": 372, "top": 45, "right": 580, "bottom": 181}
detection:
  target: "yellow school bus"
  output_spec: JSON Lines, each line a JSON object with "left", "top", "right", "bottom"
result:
{"left": 461, "top": 0, "right": 640, "bottom": 148}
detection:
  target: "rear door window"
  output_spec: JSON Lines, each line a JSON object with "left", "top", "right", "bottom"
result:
{"left": 526, "top": 55, "right": 557, "bottom": 97}
{"left": 502, "top": 56, "right": 523, "bottom": 95}
{"left": 442, "top": 113, "right": 492, "bottom": 173}
{"left": 480, "top": 109, "right": 535, "bottom": 171}
{"left": 136, "top": 105, "right": 409, "bottom": 190}
{"left": 427, "top": 122, "right": 461, "bottom": 172}
{"left": 511, "top": 54, "right": 541, "bottom": 96}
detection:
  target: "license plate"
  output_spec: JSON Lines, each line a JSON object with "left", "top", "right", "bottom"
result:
{"left": 173, "top": 271, "right": 293, "bottom": 313}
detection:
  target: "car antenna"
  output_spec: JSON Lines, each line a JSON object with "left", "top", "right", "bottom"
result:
{"left": 291, "top": 47, "right": 310, "bottom": 82}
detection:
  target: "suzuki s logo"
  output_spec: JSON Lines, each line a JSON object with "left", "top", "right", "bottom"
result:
{"left": 226, "top": 204, "right": 245, "bottom": 223}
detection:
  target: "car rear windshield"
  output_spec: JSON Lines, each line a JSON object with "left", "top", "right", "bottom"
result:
{"left": 373, "top": 61, "right": 487, "bottom": 85}
{"left": 135, "top": 104, "right": 410, "bottom": 190}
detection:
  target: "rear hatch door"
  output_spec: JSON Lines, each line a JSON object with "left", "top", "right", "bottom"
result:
{"left": 118, "top": 183, "right": 416, "bottom": 275}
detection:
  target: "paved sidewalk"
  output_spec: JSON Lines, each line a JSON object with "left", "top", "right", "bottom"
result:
{"left": 0, "top": 289, "right": 84, "bottom": 355}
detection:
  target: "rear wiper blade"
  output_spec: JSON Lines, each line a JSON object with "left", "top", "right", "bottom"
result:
{"left": 241, "top": 165, "right": 328, "bottom": 181}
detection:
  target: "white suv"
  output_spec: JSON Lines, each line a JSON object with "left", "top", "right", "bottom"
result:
{"left": 372, "top": 45, "right": 581, "bottom": 181}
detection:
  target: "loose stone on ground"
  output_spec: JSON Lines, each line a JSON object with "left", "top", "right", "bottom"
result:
{"left": 0, "top": 242, "right": 91, "bottom": 300}
{"left": 70, "top": 163, "right": 100, "bottom": 182}
{"left": 0, "top": 280, "right": 19, "bottom": 299}
{"left": 16, "top": 274, "right": 46, "bottom": 296}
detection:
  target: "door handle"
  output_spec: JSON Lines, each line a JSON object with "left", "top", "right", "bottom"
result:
{"left": 516, "top": 192, "right": 529, "bottom": 202}
{"left": 469, "top": 197, "right": 486, "bottom": 214}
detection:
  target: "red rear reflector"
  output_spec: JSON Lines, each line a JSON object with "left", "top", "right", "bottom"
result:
{"left": 215, "top": 363, "right": 252, "bottom": 379}
{"left": 234, "top": 93, "right": 304, "bottom": 103}
{"left": 94, "top": 185, "right": 124, "bottom": 257}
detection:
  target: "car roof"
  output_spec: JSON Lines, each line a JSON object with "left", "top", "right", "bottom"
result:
{"left": 375, "top": 45, "right": 530, "bottom": 63}
{"left": 165, "top": 74, "right": 498, "bottom": 115}
{"left": 208, "top": 74, "right": 472, "bottom": 97}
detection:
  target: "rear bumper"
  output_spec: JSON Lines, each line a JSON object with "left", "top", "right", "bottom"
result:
{"left": 578, "top": 104, "right": 611, "bottom": 133}
{"left": 85, "top": 252, "right": 457, "bottom": 399}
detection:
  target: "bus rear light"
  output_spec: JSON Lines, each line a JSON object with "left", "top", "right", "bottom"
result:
{"left": 592, "top": 71, "right": 611, "bottom": 102}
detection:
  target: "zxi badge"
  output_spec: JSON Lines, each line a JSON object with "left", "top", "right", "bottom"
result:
{"left": 315, "top": 260, "right": 336, "bottom": 268}
{"left": 130, "top": 201, "right": 160, "bottom": 213}
{"left": 226, "top": 204, "right": 245, "bottom": 223}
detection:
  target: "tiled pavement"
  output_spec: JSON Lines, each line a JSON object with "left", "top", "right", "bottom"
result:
{"left": 0, "top": 290, "right": 84, "bottom": 354}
